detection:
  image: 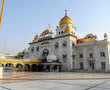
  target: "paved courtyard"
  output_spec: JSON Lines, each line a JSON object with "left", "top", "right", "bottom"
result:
{"left": 1, "top": 72, "right": 110, "bottom": 90}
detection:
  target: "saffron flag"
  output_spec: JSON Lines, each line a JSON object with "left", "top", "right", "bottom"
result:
{"left": 0, "top": 0, "right": 5, "bottom": 31}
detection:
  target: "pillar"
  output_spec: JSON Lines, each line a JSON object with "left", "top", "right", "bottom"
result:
{"left": 50, "top": 65, "right": 53, "bottom": 72}
{"left": 0, "top": 66, "right": 3, "bottom": 78}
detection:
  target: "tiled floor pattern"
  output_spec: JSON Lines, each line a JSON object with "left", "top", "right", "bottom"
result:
{"left": 0, "top": 72, "right": 110, "bottom": 90}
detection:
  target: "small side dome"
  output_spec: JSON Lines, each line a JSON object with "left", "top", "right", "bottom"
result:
{"left": 84, "top": 34, "right": 97, "bottom": 39}
{"left": 34, "top": 35, "right": 39, "bottom": 40}
{"left": 64, "top": 26, "right": 72, "bottom": 33}
{"left": 41, "top": 29, "right": 53, "bottom": 36}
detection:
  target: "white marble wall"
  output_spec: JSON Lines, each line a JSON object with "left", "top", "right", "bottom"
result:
{"left": 75, "top": 40, "right": 110, "bottom": 72}
{"left": 24, "top": 33, "right": 110, "bottom": 72}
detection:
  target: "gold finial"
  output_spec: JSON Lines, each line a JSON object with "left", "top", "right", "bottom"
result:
{"left": 48, "top": 24, "right": 51, "bottom": 30}
{"left": 65, "top": 9, "right": 67, "bottom": 16}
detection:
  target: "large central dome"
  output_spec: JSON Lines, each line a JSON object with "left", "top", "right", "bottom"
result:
{"left": 59, "top": 16, "right": 73, "bottom": 26}
{"left": 59, "top": 10, "right": 74, "bottom": 26}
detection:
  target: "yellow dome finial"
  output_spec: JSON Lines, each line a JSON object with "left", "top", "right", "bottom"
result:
{"left": 34, "top": 35, "right": 39, "bottom": 40}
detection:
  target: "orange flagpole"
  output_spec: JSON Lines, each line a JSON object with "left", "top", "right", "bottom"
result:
{"left": 0, "top": 0, "right": 5, "bottom": 31}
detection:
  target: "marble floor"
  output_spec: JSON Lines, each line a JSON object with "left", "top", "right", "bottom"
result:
{"left": 0, "top": 72, "right": 110, "bottom": 90}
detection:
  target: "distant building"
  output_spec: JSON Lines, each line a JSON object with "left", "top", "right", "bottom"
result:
{"left": 0, "top": 53, "right": 14, "bottom": 59}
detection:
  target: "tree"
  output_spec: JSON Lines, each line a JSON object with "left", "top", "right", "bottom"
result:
{"left": 14, "top": 52, "right": 24, "bottom": 59}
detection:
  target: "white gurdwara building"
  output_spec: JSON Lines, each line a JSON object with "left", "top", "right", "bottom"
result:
{"left": 24, "top": 11, "right": 110, "bottom": 72}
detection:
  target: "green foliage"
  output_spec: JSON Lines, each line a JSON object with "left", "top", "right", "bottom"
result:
{"left": 14, "top": 52, "right": 24, "bottom": 59}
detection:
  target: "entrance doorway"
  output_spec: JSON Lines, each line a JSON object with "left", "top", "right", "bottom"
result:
{"left": 89, "top": 60, "right": 95, "bottom": 70}
{"left": 80, "top": 62, "right": 84, "bottom": 70}
{"left": 32, "top": 64, "right": 38, "bottom": 72}
{"left": 101, "top": 62, "right": 106, "bottom": 70}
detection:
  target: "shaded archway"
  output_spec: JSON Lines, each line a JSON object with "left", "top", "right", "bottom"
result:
{"left": 24, "top": 64, "right": 31, "bottom": 71}
{"left": 31, "top": 64, "right": 38, "bottom": 72}
{"left": 38, "top": 64, "right": 44, "bottom": 72}
{"left": 16, "top": 64, "right": 23, "bottom": 68}
{"left": 53, "top": 65, "right": 57, "bottom": 72}
{"left": 46, "top": 65, "right": 50, "bottom": 72}
{"left": 16, "top": 64, "right": 23, "bottom": 72}
{"left": 2, "top": 64, "right": 4, "bottom": 67}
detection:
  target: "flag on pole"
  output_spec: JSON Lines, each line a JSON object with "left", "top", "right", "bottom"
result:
{"left": 0, "top": 0, "right": 5, "bottom": 31}
{"left": 48, "top": 24, "right": 51, "bottom": 30}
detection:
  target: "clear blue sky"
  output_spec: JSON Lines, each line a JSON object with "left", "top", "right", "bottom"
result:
{"left": 0, "top": 0, "right": 110, "bottom": 55}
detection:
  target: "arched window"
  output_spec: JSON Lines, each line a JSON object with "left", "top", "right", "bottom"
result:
{"left": 89, "top": 53, "right": 93, "bottom": 58}
{"left": 72, "top": 55, "right": 75, "bottom": 60}
{"left": 79, "top": 54, "right": 83, "bottom": 58}
{"left": 61, "top": 31, "right": 63, "bottom": 34}
{"left": 80, "top": 62, "right": 84, "bottom": 70}
{"left": 36, "top": 46, "right": 39, "bottom": 51}
{"left": 62, "top": 41, "right": 67, "bottom": 47}
{"left": 100, "top": 52, "right": 105, "bottom": 57}
{"left": 55, "top": 42, "right": 59, "bottom": 49}
{"left": 72, "top": 43, "right": 75, "bottom": 47}
{"left": 62, "top": 54, "right": 67, "bottom": 63}
{"left": 31, "top": 47, "right": 34, "bottom": 52}
{"left": 42, "top": 49, "right": 49, "bottom": 57}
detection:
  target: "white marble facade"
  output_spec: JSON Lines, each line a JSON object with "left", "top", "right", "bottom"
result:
{"left": 24, "top": 12, "right": 110, "bottom": 72}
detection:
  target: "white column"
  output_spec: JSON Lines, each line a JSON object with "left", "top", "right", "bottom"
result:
{"left": 0, "top": 67, "right": 3, "bottom": 78}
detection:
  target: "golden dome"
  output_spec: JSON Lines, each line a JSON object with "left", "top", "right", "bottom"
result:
{"left": 59, "top": 16, "right": 74, "bottom": 26}
{"left": 64, "top": 26, "right": 72, "bottom": 33}
{"left": 34, "top": 35, "right": 39, "bottom": 40}
{"left": 59, "top": 10, "right": 74, "bottom": 26}
{"left": 41, "top": 29, "right": 53, "bottom": 35}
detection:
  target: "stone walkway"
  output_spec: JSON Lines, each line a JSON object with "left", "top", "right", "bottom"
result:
{"left": 0, "top": 72, "right": 110, "bottom": 90}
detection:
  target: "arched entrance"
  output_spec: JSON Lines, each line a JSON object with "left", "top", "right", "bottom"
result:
{"left": 2, "top": 64, "right": 4, "bottom": 67}
{"left": 24, "top": 64, "right": 30, "bottom": 71}
{"left": 16, "top": 64, "right": 23, "bottom": 72}
{"left": 88, "top": 60, "right": 95, "bottom": 71}
{"left": 31, "top": 64, "right": 38, "bottom": 72}
{"left": 80, "top": 62, "right": 84, "bottom": 70}
{"left": 53, "top": 65, "right": 57, "bottom": 72}
{"left": 46, "top": 65, "right": 50, "bottom": 72}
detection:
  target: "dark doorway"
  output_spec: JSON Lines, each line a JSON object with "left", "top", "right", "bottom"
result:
{"left": 53, "top": 65, "right": 57, "bottom": 72}
{"left": 38, "top": 64, "right": 44, "bottom": 72}
{"left": 16, "top": 64, "right": 23, "bottom": 72}
{"left": 42, "top": 49, "right": 49, "bottom": 61}
{"left": 101, "top": 62, "right": 106, "bottom": 70}
{"left": 80, "top": 62, "right": 84, "bottom": 70}
{"left": 16, "top": 64, "right": 23, "bottom": 68}
{"left": 89, "top": 61, "right": 95, "bottom": 70}
{"left": 32, "top": 64, "right": 38, "bottom": 72}
{"left": 46, "top": 65, "right": 50, "bottom": 72}
{"left": 24, "top": 64, "right": 30, "bottom": 71}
